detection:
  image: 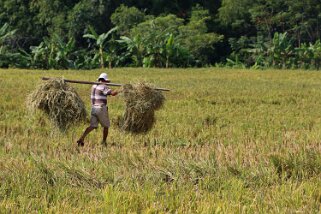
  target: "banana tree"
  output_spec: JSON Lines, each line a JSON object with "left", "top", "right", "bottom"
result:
{"left": 311, "top": 40, "right": 321, "bottom": 70}
{"left": 0, "top": 23, "right": 17, "bottom": 67}
{"left": 295, "top": 43, "right": 313, "bottom": 69}
{"left": 30, "top": 34, "right": 76, "bottom": 69}
{"left": 117, "top": 35, "right": 145, "bottom": 66}
{"left": 83, "top": 26, "right": 118, "bottom": 68}
{"left": 142, "top": 32, "right": 174, "bottom": 68}
{"left": 269, "top": 32, "right": 294, "bottom": 68}
{"left": 164, "top": 33, "right": 174, "bottom": 68}
{"left": 53, "top": 34, "right": 76, "bottom": 68}
{"left": 0, "top": 23, "right": 16, "bottom": 44}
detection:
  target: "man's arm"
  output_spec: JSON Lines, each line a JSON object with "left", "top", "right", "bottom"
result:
{"left": 110, "top": 90, "right": 118, "bottom": 96}
{"left": 102, "top": 86, "right": 118, "bottom": 96}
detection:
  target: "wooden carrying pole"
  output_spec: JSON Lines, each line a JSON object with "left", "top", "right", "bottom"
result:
{"left": 42, "top": 77, "right": 170, "bottom": 91}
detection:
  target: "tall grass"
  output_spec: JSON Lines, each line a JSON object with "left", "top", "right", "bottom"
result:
{"left": 0, "top": 68, "right": 320, "bottom": 213}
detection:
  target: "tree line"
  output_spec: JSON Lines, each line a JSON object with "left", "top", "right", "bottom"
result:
{"left": 1, "top": 0, "right": 321, "bottom": 69}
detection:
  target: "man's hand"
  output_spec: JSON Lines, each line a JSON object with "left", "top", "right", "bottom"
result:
{"left": 111, "top": 90, "right": 118, "bottom": 96}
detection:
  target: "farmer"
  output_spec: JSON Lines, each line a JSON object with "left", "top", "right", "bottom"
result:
{"left": 77, "top": 73, "right": 118, "bottom": 147}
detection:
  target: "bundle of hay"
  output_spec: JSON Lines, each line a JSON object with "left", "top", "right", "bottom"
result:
{"left": 118, "top": 82, "right": 165, "bottom": 133}
{"left": 27, "top": 78, "right": 87, "bottom": 131}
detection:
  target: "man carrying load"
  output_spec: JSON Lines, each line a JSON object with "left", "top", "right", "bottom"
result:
{"left": 77, "top": 73, "right": 118, "bottom": 147}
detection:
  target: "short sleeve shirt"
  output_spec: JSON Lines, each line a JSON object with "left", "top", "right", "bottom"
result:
{"left": 91, "top": 84, "right": 112, "bottom": 106}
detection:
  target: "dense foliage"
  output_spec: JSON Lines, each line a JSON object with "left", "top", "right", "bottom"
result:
{"left": 1, "top": 0, "right": 321, "bottom": 69}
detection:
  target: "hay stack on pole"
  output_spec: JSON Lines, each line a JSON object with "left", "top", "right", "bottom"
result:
{"left": 117, "top": 82, "right": 165, "bottom": 133}
{"left": 27, "top": 77, "right": 169, "bottom": 133}
{"left": 27, "top": 78, "right": 87, "bottom": 131}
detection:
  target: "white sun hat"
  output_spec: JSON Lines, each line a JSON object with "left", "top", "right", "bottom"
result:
{"left": 97, "top": 73, "right": 110, "bottom": 82}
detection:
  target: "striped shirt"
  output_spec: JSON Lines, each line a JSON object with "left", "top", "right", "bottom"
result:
{"left": 91, "top": 84, "right": 112, "bottom": 106}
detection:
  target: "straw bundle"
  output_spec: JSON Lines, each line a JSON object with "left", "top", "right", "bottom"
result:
{"left": 27, "top": 78, "right": 87, "bottom": 131}
{"left": 118, "top": 82, "right": 165, "bottom": 133}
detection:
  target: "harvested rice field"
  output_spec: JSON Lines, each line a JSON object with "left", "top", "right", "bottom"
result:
{"left": 0, "top": 68, "right": 321, "bottom": 213}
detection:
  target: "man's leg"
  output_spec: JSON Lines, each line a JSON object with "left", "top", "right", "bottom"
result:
{"left": 78, "top": 107, "right": 98, "bottom": 146}
{"left": 78, "top": 126, "right": 96, "bottom": 146}
{"left": 100, "top": 106, "right": 110, "bottom": 147}
{"left": 102, "top": 127, "right": 108, "bottom": 146}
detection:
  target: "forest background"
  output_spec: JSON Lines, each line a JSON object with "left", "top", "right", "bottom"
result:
{"left": 1, "top": 0, "right": 321, "bottom": 70}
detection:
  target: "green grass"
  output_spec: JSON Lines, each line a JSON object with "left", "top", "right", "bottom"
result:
{"left": 0, "top": 68, "right": 321, "bottom": 213}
